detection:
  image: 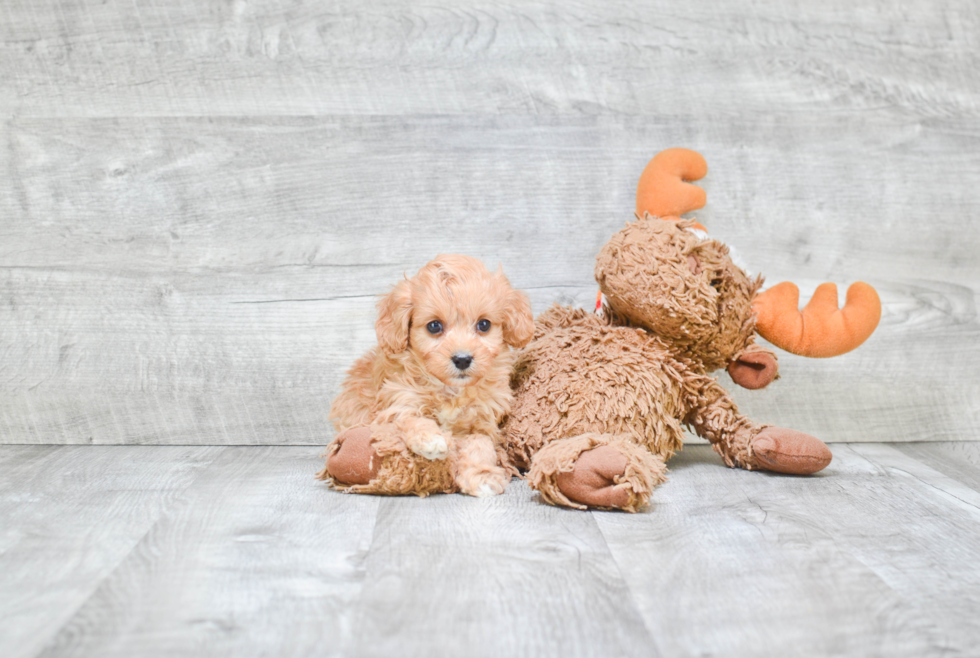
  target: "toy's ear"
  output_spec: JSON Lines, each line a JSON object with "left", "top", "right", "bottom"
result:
{"left": 728, "top": 344, "right": 779, "bottom": 390}
{"left": 376, "top": 279, "right": 413, "bottom": 355}
{"left": 502, "top": 289, "right": 535, "bottom": 348}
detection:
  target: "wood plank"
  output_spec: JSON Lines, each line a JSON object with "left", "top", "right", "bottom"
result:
{"left": 4, "top": 115, "right": 980, "bottom": 285}
{"left": 892, "top": 441, "right": 980, "bottom": 492}
{"left": 3, "top": 270, "right": 976, "bottom": 445}
{"left": 593, "top": 443, "right": 980, "bottom": 657}
{"left": 1, "top": 1, "right": 978, "bottom": 118}
{"left": 2, "top": 114, "right": 979, "bottom": 444}
{"left": 847, "top": 442, "right": 980, "bottom": 512}
{"left": 32, "top": 446, "right": 380, "bottom": 658}
{"left": 0, "top": 445, "right": 222, "bottom": 658}
{"left": 0, "top": 267, "right": 585, "bottom": 445}
{"left": 823, "top": 444, "right": 980, "bottom": 652}
{"left": 345, "top": 481, "right": 658, "bottom": 658}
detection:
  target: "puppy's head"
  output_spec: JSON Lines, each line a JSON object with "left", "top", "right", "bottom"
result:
{"left": 376, "top": 254, "right": 534, "bottom": 386}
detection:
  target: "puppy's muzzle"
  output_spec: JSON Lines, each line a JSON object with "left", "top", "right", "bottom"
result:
{"left": 451, "top": 353, "right": 474, "bottom": 371}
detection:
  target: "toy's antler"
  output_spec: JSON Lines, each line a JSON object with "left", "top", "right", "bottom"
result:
{"left": 636, "top": 148, "right": 708, "bottom": 220}
{"left": 637, "top": 147, "right": 882, "bottom": 357}
{"left": 753, "top": 282, "right": 882, "bottom": 358}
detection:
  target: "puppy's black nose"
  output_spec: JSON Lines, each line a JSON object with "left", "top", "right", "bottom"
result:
{"left": 452, "top": 354, "right": 473, "bottom": 371}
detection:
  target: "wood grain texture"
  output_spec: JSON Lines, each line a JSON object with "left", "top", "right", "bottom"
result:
{"left": 2, "top": 117, "right": 978, "bottom": 444}
{"left": 2, "top": 0, "right": 979, "bottom": 445}
{"left": 892, "top": 441, "right": 980, "bottom": 492}
{"left": 1, "top": 1, "right": 978, "bottom": 118}
{"left": 28, "top": 446, "right": 380, "bottom": 658}
{"left": 345, "top": 482, "right": 656, "bottom": 658}
{"left": 0, "top": 445, "right": 222, "bottom": 658}
{"left": 593, "top": 443, "right": 980, "bottom": 657}
{"left": 3, "top": 443, "right": 980, "bottom": 657}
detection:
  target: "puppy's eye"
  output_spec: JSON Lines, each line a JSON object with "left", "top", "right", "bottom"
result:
{"left": 426, "top": 320, "right": 443, "bottom": 335}
{"left": 476, "top": 319, "right": 491, "bottom": 333}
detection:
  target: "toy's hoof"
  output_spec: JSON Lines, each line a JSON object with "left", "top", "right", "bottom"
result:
{"left": 752, "top": 427, "right": 832, "bottom": 475}
{"left": 327, "top": 427, "right": 382, "bottom": 485}
{"left": 556, "top": 445, "right": 632, "bottom": 509}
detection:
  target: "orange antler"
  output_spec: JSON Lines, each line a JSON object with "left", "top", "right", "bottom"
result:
{"left": 636, "top": 148, "right": 708, "bottom": 220}
{"left": 753, "top": 282, "right": 882, "bottom": 358}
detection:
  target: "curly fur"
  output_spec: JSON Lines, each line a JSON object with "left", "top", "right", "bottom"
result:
{"left": 319, "top": 201, "right": 832, "bottom": 507}
{"left": 595, "top": 216, "right": 763, "bottom": 371}
{"left": 528, "top": 433, "right": 666, "bottom": 513}
{"left": 319, "top": 254, "right": 534, "bottom": 497}
{"left": 504, "top": 217, "right": 775, "bottom": 511}
{"left": 318, "top": 424, "right": 457, "bottom": 496}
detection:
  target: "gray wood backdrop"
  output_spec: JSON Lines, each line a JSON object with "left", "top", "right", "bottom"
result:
{"left": 2, "top": 0, "right": 978, "bottom": 446}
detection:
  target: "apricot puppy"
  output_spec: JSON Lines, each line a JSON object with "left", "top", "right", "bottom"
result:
{"left": 321, "top": 254, "right": 534, "bottom": 497}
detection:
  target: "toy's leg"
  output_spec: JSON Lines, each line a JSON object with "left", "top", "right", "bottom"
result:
{"left": 528, "top": 434, "right": 667, "bottom": 513}
{"left": 453, "top": 434, "right": 512, "bottom": 498}
{"left": 315, "top": 425, "right": 456, "bottom": 497}
{"left": 695, "top": 406, "right": 832, "bottom": 475}
{"left": 686, "top": 377, "right": 832, "bottom": 475}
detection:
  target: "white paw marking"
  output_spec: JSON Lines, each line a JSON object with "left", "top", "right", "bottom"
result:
{"left": 474, "top": 483, "right": 497, "bottom": 498}
{"left": 461, "top": 472, "right": 507, "bottom": 497}
{"left": 414, "top": 434, "right": 448, "bottom": 460}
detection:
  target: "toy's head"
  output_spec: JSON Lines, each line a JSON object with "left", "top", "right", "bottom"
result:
{"left": 595, "top": 148, "right": 881, "bottom": 388}
{"left": 596, "top": 214, "right": 764, "bottom": 376}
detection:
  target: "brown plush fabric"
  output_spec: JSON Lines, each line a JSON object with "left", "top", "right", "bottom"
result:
{"left": 528, "top": 433, "right": 666, "bottom": 513}
{"left": 728, "top": 345, "right": 779, "bottom": 390}
{"left": 556, "top": 446, "right": 631, "bottom": 509}
{"left": 505, "top": 212, "right": 835, "bottom": 511}
{"left": 751, "top": 427, "right": 833, "bottom": 475}
{"left": 319, "top": 426, "right": 381, "bottom": 485}
{"left": 316, "top": 424, "right": 457, "bottom": 497}
{"left": 595, "top": 216, "right": 763, "bottom": 373}
{"left": 505, "top": 306, "right": 689, "bottom": 472}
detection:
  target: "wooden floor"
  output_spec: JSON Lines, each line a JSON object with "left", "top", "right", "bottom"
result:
{"left": 2, "top": 442, "right": 979, "bottom": 658}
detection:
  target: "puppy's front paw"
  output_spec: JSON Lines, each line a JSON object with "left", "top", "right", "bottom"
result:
{"left": 413, "top": 433, "right": 449, "bottom": 460}
{"left": 457, "top": 468, "right": 509, "bottom": 498}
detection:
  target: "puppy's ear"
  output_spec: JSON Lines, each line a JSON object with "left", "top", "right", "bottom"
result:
{"left": 502, "top": 289, "right": 535, "bottom": 348}
{"left": 376, "top": 279, "right": 413, "bottom": 354}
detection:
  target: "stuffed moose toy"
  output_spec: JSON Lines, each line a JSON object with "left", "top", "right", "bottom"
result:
{"left": 320, "top": 148, "right": 882, "bottom": 511}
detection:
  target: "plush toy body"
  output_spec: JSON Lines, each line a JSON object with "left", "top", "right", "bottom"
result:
{"left": 504, "top": 301, "right": 762, "bottom": 512}
{"left": 502, "top": 148, "right": 881, "bottom": 511}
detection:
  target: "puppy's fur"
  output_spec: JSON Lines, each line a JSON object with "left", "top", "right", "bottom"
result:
{"left": 329, "top": 254, "right": 534, "bottom": 497}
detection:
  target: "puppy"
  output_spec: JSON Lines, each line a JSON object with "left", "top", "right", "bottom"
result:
{"left": 327, "top": 254, "right": 534, "bottom": 497}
